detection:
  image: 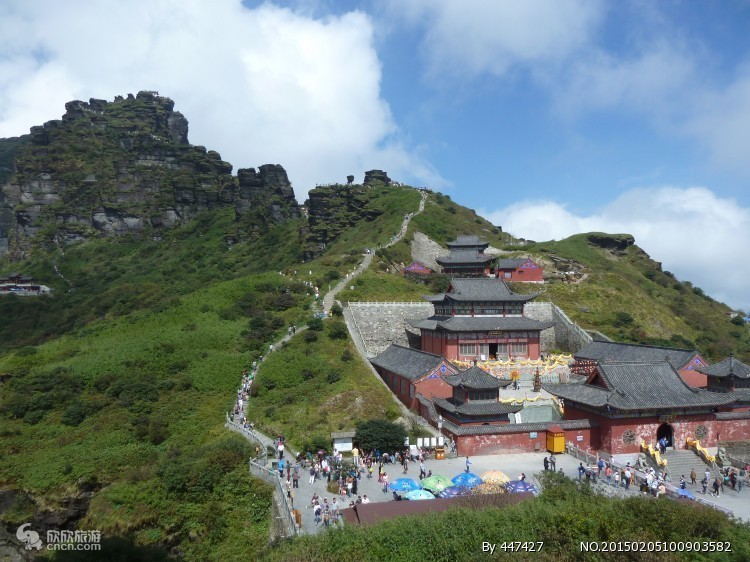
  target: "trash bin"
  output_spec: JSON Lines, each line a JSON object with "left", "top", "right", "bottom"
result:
{"left": 435, "top": 447, "right": 445, "bottom": 460}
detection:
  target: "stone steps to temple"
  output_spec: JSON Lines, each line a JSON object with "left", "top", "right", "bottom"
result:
{"left": 661, "top": 450, "right": 720, "bottom": 482}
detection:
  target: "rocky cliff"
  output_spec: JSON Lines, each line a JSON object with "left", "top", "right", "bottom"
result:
{"left": 303, "top": 182, "right": 383, "bottom": 259}
{"left": 0, "top": 92, "right": 300, "bottom": 258}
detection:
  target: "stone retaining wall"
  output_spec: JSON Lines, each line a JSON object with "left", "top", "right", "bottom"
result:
{"left": 347, "top": 302, "right": 433, "bottom": 357}
{"left": 525, "top": 301, "right": 593, "bottom": 353}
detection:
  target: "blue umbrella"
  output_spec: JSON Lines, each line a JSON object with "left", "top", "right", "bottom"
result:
{"left": 452, "top": 472, "right": 483, "bottom": 488}
{"left": 404, "top": 489, "right": 435, "bottom": 500}
{"left": 505, "top": 480, "right": 539, "bottom": 495}
{"left": 439, "top": 485, "right": 471, "bottom": 498}
{"left": 677, "top": 488, "right": 695, "bottom": 500}
{"left": 389, "top": 478, "right": 421, "bottom": 492}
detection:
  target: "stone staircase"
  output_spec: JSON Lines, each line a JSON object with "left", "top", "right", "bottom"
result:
{"left": 661, "top": 449, "right": 719, "bottom": 482}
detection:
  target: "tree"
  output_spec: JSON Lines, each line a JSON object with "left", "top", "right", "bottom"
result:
{"left": 354, "top": 419, "right": 407, "bottom": 453}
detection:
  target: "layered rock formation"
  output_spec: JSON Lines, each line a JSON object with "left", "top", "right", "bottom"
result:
{"left": 0, "top": 92, "right": 300, "bottom": 258}
{"left": 303, "top": 184, "right": 383, "bottom": 259}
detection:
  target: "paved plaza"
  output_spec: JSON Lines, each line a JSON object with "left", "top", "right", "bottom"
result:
{"left": 281, "top": 452, "right": 750, "bottom": 535}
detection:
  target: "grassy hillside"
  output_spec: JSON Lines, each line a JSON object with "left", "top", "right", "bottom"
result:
{"left": 522, "top": 233, "right": 750, "bottom": 362}
{"left": 0, "top": 184, "right": 428, "bottom": 558}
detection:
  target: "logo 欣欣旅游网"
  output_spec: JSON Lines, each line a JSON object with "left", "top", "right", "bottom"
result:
{"left": 16, "top": 523, "right": 43, "bottom": 550}
{"left": 16, "top": 523, "right": 102, "bottom": 552}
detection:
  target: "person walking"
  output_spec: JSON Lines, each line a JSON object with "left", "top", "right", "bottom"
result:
{"left": 624, "top": 467, "right": 631, "bottom": 490}
{"left": 382, "top": 472, "right": 389, "bottom": 494}
{"left": 605, "top": 465, "right": 612, "bottom": 486}
{"left": 578, "top": 463, "right": 585, "bottom": 482}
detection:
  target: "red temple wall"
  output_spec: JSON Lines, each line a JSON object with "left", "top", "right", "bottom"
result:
{"left": 453, "top": 427, "right": 593, "bottom": 456}
{"left": 414, "top": 377, "right": 452, "bottom": 403}
{"left": 678, "top": 366, "right": 708, "bottom": 388}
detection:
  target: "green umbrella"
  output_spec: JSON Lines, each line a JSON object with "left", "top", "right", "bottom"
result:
{"left": 420, "top": 475, "right": 453, "bottom": 493}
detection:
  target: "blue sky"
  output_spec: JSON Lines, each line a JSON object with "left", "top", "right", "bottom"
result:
{"left": 0, "top": 0, "right": 748, "bottom": 310}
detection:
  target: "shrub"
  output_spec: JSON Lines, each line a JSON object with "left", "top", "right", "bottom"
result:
{"left": 327, "top": 321, "right": 348, "bottom": 340}
{"left": 304, "top": 331, "right": 318, "bottom": 343}
{"left": 341, "top": 348, "right": 353, "bottom": 362}
{"left": 308, "top": 317, "right": 324, "bottom": 332}
{"left": 272, "top": 292, "right": 296, "bottom": 311}
{"left": 16, "top": 346, "right": 38, "bottom": 357}
{"left": 613, "top": 311, "right": 634, "bottom": 327}
{"left": 23, "top": 410, "right": 45, "bottom": 425}
{"left": 61, "top": 401, "right": 90, "bottom": 426}
{"left": 326, "top": 370, "right": 341, "bottom": 384}
{"left": 331, "top": 303, "right": 343, "bottom": 316}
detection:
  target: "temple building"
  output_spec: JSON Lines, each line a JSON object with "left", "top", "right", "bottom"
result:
{"left": 409, "top": 277, "right": 550, "bottom": 361}
{"left": 696, "top": 354, "right": 750, "bottom": 408}
{"left": 571, "top": 341, "right": 709, "bottom": 388}
{"left": 370, "top": 344, "right": 458, "bottom": 410}
{"left": 544, "top": 360, "right": 745, "bottom": 454}
{"left": 432, "top": 366, "right": 518, "bottom": 426}
{"left": 495, "top": 258, "right": 544, "bottom": 283}
{"left": 436, "top": 235, "right": 495, "bottom": 277}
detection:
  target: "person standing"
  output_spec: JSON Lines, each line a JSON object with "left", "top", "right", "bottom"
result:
{"left": 465, "top": 456, "right": 472, "bottom": 473}
{"left": 382, "top": 472, "right": 389, "bottom": 494}
{"left": 543, "top": 457, "right": 549, "bottom": 471}
{"left": 624, "top": 467, "right": 631, "bottom": 490}
{"left": 419, "top": 461, "right": 426, "bottom": 480}
{"left": 352, "top": 446, "right": 360, "bottom": 467}
{"left": 690, "top": 468, "right": 697, "bottom": 485}
{"left": 605, "top": 465, "right": 612, "bottom": 486}
{"left": 578, "top": 463, "right": 585, "bottom": 482}
{"left": 549, "top": 454, "right": 556, "bottom": 472}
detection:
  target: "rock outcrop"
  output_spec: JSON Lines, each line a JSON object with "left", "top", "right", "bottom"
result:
{"left": 363, "top": 169, "right": 391, "bottom": 186}
{"left": 0, "top": 92, "right": 300, "bottom": 258}
{"left": 303, "top": 184, "right": 383, "bottom": 259}
{"left": 586, "top": 233, "right": 635, "bottom": 253}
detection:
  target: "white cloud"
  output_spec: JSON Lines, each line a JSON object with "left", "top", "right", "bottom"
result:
{"left": 684, "top": 74, "right": 750, "bottom": 177}
{"left": 480, "top": 186, "right": 750, "bottom": 311}
{"left": 389, "top": 0, "right": 603, "bottom": 78}
{"left": 0, "top": 0, "right": 443, "bottom": 197}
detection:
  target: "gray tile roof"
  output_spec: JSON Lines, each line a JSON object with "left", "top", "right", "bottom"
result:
{"left": 416, "top": 394, "right": 596, "bottom": 435}
{"left": 447, "top": 235, "right": 488, "bottom": 249}
{"left": 409, "top": 315, "right": 553, "bottom": 332}
{"left": 496, "top": 258, "right": 526, "bottom": 269}
{"left": 574, "top": 341, "right": 699, "bottom": 370}
{"left": 715, "top": 410, "right": 750, "bottom": 420}
{"left": 436, "top": 250, "right": 494, "bottom": 265}
{"left": 433, "top": 397, "right": 522, "bottom": 416}
{"left": 696, "top": 355, "right": 750, "bottom": 379}
{"left": 544, "top": 361, "right": 738, "bottom": 412}
{"left": 370, "top": 344, "right": 455, "bottom": 381}
{"left": 450, "top": 278, "right": 535, "bottom": 301}
{"left": 443, "top": 366, "right": 512, "bottom": 389}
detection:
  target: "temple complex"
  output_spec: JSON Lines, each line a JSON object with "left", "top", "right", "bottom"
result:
{"left": 409, "top": 277, "right": 551, "bottom": 361}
